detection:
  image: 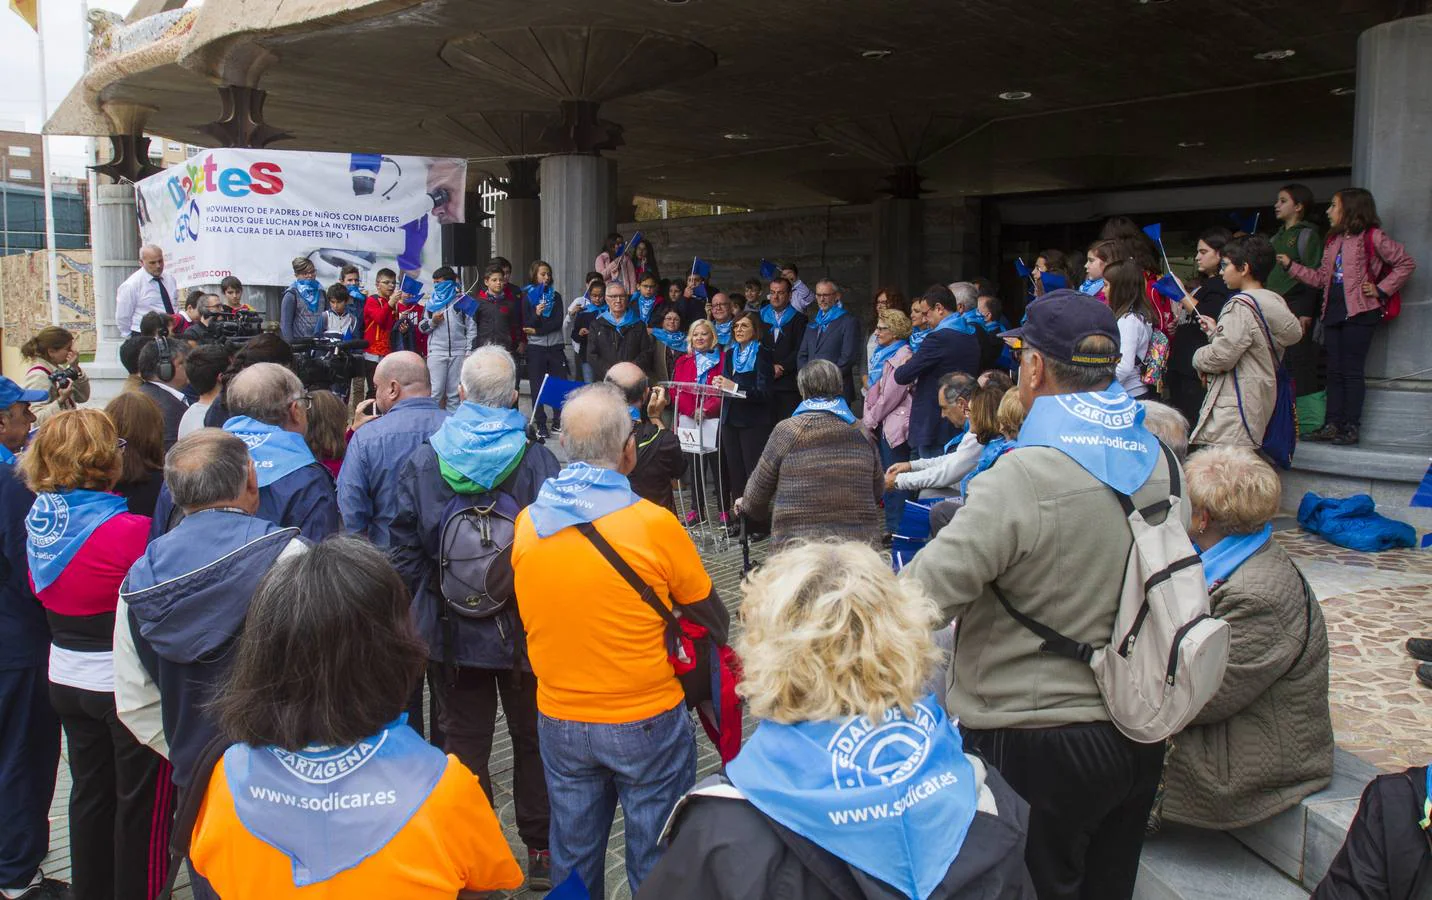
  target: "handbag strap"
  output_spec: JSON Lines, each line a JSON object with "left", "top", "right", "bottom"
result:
{"left": 1226, "top": 295, "right": 1278, "bottom": 444}
{"left": 575, "top": 521, "right": 680, "bottom": 629}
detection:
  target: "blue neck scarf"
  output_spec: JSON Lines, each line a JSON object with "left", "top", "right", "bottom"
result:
{"left": 0, "top": 444, "right": 15, "bottom": 465}
{"left": 525, "top": 283, "right": 557, "bottom": 318}
{"left": 224, "top": 417, "right": 318, "bottom": 488}
{"left": 943, "top": 423, "right": 969, "bottom": 454}
{"left": 795, "top": 397, "right": 856, "bottom": 424}
{"left": 345, "top": 284, "right": 366, "bottom": 304}
{"left": 933, "top": 311, "right": 973, "bottom": 334}
{"left": 527, "top": 462, "right": 641, "bottom": 538}
{"left": 292, "top": 279, "right": 324, "bottom": 313}
{"left": 1080, "top": 277, "right": 1106, "bottom": 297}
{"left": 694, "top": 350, "right": 721, "bottom": 383}
{"left": 427, "top": 279, "right": 459, "bottom": 315}
{"left": 637, "top": 292, "right": 659, "bottom": 322}
{"left": 761, "top": 303, "right": 796, "bottom": 340}
{"left": 868, "top": 339, "right": 907, "bottom": 387}
{"left": 713, "top": 319, "right": 734, "bottom": 346}
{"left": 429, "top": 403, "right": 528, "bottom": 492}
{"left": 908, "top": 326, "right": 930, "bottom": 352}
{"left": 730, "top": 340, "right": 759, "bottom": 375}
{"left": 599, "top": 307, "right": 641, "bottom": 331}
{"left": 813, "top": 302, "right": 847, "bottom": 331}
{"left": 225, "top": 715, "right": 448, "bottom": 887}
{"left": 583, "top": 296, "right": 607, "bottom": 313}
{"left": 1198, "top": 523, "right": 1273, "bottom": 590}
{"left": 26, "top": 489, "right": 129, "bottom": 593}
{"left": 961, "top": 435, "right": 1012, "bottom": 497}
{"left": 727, "top": 698, "right": 979, "bottom": 900}
{"left": 1015, "top": 388, "right": 1160, "bottom": 495}
{"left": 654, "top": 329, "right": 688, "bottom": 354}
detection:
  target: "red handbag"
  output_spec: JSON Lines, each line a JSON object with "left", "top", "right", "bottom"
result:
{"left": 1364, "top": 229, "right": 1402, "bottom": 321}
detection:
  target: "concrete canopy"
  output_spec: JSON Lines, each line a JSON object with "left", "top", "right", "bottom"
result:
{"left": 48, "top": 0, "right": 1382, "bottom": 207}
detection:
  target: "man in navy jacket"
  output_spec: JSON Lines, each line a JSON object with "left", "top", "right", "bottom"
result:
{"left": 895, "top": 285, "right": 983, "bottom": 458}
{"left": 796, "top": 279, "right": 862, "bottom": 402}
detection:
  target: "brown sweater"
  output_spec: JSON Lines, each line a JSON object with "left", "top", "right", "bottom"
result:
{"left": 740, "top": 412, "right": 883, "bottom": 550}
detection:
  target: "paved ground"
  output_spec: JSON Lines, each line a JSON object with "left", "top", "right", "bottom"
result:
{"left": 38, "top": 519, "right": 1430, "bottom": 897}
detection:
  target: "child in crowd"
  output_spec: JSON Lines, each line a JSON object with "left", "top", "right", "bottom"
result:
{"left": 319, "top": 284, "right": 356, "bottom": 339}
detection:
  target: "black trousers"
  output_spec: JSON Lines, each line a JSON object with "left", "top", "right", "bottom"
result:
{"left": 433, "top": 667, "right": 550, "bottom": 852}
{"left": 527, "top": 344, "right": 571, "bottom": 431}
{"left": 771, "top": 388, "right": 801, "bottom": 423}
{"left": 49, "top": 681, "right": 172, "bottom": 900}
{"left": 963, "top": 721, "right": 1165, "bottom": 900}
{"left": 722, "top": 422, "right": 771, "bottom": 529}
{"left": 1324, "top": 317, "right": 1378, "bottom": 428}
{"left": 0, "top": 666, "right": 60, "bottom": 891}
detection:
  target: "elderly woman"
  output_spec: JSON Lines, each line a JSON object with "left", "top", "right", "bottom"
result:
{"left": 712, "top": 311, "right": 773, "bottom": 534}
{"left": 1160, "top": 446, "right": 1333, "bottom": 830}
{"left": 863, "top": 308, "right": 915, "bottom": 536}
{"left": 737, "top": 360, "right": 882, "bottom": 549}
{"left": 639, "top": 541, "right": 1034, "bottom": 899}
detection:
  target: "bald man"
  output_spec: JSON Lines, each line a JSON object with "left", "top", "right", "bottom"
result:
{"left": 116, "top": 243, "right": 178, "bottom": 336}
{"left": 605, "top": 361, "right": 687, "bottom": 511}
{"left": 337, "top": 351, "right": 450, "bottom": 545}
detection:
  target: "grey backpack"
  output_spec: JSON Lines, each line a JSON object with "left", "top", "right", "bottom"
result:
{"left": 437, "top": 490, "right": 520, "bottom": 619}
{"left": 996, "top": 442, "right": 1230, "bottom": 743}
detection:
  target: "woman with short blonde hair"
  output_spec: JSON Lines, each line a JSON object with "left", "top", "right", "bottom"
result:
{"left": 640, "top": 541, "right": 1035, "bottom": 899}
{"left": 672, "top": 318, "right": 725, "bottom": 524}
{"left": 1160, "top": 446, "right": 1333, "bottom": 831}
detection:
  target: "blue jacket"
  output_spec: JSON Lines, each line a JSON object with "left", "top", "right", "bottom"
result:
{"left": 152, "top": 463, "right": 339, "bottom": 543}
{"left": 894, "top": 326, "right": 982, "bottom": 449}
{"left": 797, "top": 313, "right": 862, "bottom": 398}
{"left": 337, "top": 397, "right": 450, "bottom": 547}
{"left": 0, "top": 461, "right": 46, "bottom": 671}
{"left": 122, "top": 510, "right": 298, "bottom": 786}
{"left": 390, "top": 438, "right": 560, "bottom": 670}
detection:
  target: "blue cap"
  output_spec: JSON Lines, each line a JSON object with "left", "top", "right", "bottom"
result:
{"left": 1003, "top": 289, "right": 1120, "bottom": 367}
{"left": 0, "top": 376, "right": 48, "bottom": 408}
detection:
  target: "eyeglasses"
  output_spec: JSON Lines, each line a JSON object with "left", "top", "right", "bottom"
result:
{"left": 815, "top": 292, "right": 838, "bottom": 299}
{"left": 874, "top": 324, "right": 892, "bottom": 332}
{"left": 293, "top": 392, "right": 313, "bottom": 410}
{"left": 116, "top": 438, "right": 128, "bottom": 451}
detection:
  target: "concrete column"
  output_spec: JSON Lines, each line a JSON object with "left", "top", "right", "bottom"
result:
{"left": 87, "top": 182, "right": 140, "bottom": 400}
{"left": 539, "top": 154, "right": 616, "bottom": 304}
{"left": 495, "top": 197, "right": 540, "bottom": 272}
{"left": 1352, "top": 13, "right": 1432, "bottom": 450}
{"left": 871, "top": 198, "right": 923, "bottom": 302}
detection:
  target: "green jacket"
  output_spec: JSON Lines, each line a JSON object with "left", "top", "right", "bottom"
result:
{"left": 1268, "top": 221, "right": 1324, "bottom": 296}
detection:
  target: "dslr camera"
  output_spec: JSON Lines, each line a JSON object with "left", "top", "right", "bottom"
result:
{"left": 48, "top": 367, "right": 81, "bottom": 390}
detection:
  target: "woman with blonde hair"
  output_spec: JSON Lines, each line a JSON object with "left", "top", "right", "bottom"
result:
{"left": 863, "top": 308, "right": 916, "bottom": 537}
{"left": 20, "top": 325, "right": 90, "bottom": 423}
{"left": 672, "top": 318, "right": 725, "bottom": 524}
{"left": 640, "top": 541, "right": 1034, "bottom": 900}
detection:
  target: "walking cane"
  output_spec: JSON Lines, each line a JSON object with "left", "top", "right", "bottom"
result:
{"left": 740, "top": 512, "right": 752, "bottom": 574}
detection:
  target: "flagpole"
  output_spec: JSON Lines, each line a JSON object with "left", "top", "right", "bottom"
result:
{"left": 35, "top": 0, "right": 61, "bottom": 325}
{"left": 528, "top": 373, "right": 549, "bottom": 427}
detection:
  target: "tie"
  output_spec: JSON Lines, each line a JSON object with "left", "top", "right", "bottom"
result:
{"left": 155, "top": 278, "right": 173, "bottom": 315}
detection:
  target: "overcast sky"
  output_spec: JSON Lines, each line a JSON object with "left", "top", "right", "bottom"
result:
{"left": 1, "top": 0, "right": 196, "bottom": 177}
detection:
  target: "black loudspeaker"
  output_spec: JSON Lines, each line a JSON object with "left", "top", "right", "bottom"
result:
{"left": 441, "top": 223, "right": 488, "bottom": 267}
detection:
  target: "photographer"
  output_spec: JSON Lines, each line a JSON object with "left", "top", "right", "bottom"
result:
{"left": 20, "top": 326, "right": 90, "bottom": 424}
{"left": 177, "top": 292, "right": 226, "bottom": 342}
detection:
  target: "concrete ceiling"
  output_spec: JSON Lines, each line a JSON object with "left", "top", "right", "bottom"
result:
{"left": 61, "top": 0, "right": 1385, "bottom": 208}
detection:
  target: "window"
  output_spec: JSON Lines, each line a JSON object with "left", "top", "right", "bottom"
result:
{"left": 167, "top": 141, "right": 182, "bottom": 152}
{"left": 186, "top": 146, "right": 200, "bottom": 158}
{"left": 8, "top": 146, "right": 31, "bottom": 157}
{"left": 10, "top": 168, "right": 32, "bottom": 180}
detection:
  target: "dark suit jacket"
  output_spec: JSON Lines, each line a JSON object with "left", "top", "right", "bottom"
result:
{"left": 760, "top": 309, "right": 807, "bottom": 400}
{"left": 893, "top": 326, "right": 982, "bottom": 448}
{"left": 139, "top": 381, "right": 190, "bottom": 451}
{"left": 797, "top": 312, "right": 861, "bottom": 399}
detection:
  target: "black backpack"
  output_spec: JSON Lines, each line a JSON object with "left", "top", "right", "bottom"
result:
{"left": 436, "top": 489, "right": 521, "bottom": 620}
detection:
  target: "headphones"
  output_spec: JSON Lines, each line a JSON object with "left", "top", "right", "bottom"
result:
{"left": 155, "top": 334, "right": 175, "bottom": 383}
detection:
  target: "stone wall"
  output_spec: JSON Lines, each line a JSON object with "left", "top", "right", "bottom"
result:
{"left": 0, "top": 249, "right": 96, "bottom": 355}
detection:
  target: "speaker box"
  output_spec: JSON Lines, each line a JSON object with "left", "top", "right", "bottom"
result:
{"left": 441, "top": 222, "right": 489, "bottom": 267}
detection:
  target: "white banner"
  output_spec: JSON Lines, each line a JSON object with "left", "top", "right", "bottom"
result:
{"left": 135, "top": 148, "right": 467, "bottom": 290}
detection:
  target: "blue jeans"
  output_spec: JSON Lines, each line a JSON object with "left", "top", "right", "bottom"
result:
{"left": 878, "top": 434, "right": 911, "bottom": 534}
{"left": 538, "top": 703, "right": 696, "bottom": 900}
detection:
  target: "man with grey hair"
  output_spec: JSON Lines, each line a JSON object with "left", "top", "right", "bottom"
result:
{"left": 114, "top": 430, "right": 306, "bottom": 898}
{"left": 390, "top": 344, "right": 559, "bottom": 890}
{"left": 150, "top": 362, "right": 338, "bottom": 542}
{"left": 512, "top": 383, "right": 728, "bottom": 898}
{"left": 115, "top": 243, "right": 177, "bottom": 337}
{"left": 796, "top": 278, "right": 862, "bottom": 402}
{"left": 949, "top": 281, "right": 980, "bottom": 313}
{"left": 1140, "top": 399, "right": 1190, "bottom": 461}
{"left": 337, "top": 351, "right": 448, "bottom": 545}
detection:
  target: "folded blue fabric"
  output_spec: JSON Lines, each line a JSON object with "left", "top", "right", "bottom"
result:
{"left": 1296, "top": 492, "right": 1416, "bottom": 552}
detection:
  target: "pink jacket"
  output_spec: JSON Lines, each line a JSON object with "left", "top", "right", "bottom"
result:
{"left": 862, "top": 344, "right": 914, "bottom": 448}
{"left": 595, "top": 252, "right": 638, "bottom": 291}
{"left": 1289, "top": 229, "right": 1416, "bottom": 320}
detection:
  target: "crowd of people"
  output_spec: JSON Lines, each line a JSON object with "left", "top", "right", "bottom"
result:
{"left": 0, "top": 189, "right": 1425, "bottom": 900}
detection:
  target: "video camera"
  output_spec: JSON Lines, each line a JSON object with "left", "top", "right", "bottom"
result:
{"left": 205, "top": 308, "right": 265, "bottom": 343}
{"left": 291, "top": 335, "right": 369, "bottom": 390}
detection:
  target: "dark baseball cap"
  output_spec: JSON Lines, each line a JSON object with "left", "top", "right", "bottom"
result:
{"left": 1003, "top": 289, "right": 1120, "bottom": 367}
{"left": 0, "top": 376, "right": 48, "bottom": 408}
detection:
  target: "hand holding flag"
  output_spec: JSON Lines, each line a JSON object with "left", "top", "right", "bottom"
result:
{"left": 759, "top": 259, "right": 778, "bottom": 280}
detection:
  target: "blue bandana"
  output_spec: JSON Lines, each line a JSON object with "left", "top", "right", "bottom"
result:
{"left": 730, "top": 341, "right": 759, "bottom": 375}
{"left": 761, "top": 304, "right": 797, "bottom": 340}
{"left": 654, "top": 329, "right": 688, "bottom": 354}
{"left": 1079, "top": 277, "right": 1106, "bottom": 297}
{"left": 727, "top": 698, "right": 979, "bottom": 900}
{"left": 934, "top": 311, "right": 973, "bottom": 334}
{"left": 637, "top": 291, "right": 659, "bottom": 322}
{"left": 292, "top": 279, "right": 324, "bottom": 313}
{"left": 1015, "top": 389, "right": 1160, "bottom": 495}
{"left": 813, "top": 302, "right": 847, "bottom": 331}
{"left": 908, "top": 327, "right": 930, "bottom": 352}
{"left": 225, "top": 715, "right": 448, "bottom": 887}
{"left": 527, "top": 462, "right": 641, "bottom": 538}
{"left": 868, "top": 339, "right": 907, "bottom": 387}
{"left": 224, "top": 417, "right": 318, "bottom": 488}
{"left": 426, "top": 279, "right": 459, "bottom": 315}
{"left": 1198, "top": 523, "right": 1272, "bottom": 590}
{"left": 429, "top": 404, "right": 528, "bottom": 491}
{"left": 345, "top": 285, "right": 366, "bottom": 304}
{"left": 583, "top": 296, "right": 608, "bottom": 313}
{"left": 714, "top": 319, "right": 734, "bottom": 347}
{"left": 25, "top": 489, "right": 129, "bottom": 593}
{"left": 0, "top": 444, "right": 15, "bottom": 466}
{"left": 694, "top": 350, "right": 721, "bottom": 383}
{"left": 525, "top": 283, "right": 557, "bottom": 319}
{"left": 599, "top": 307, "right": 641, "bottom": 331}
{"left": 795, "top": 397, "right": 857, "bottom": 424}
{"left": 961, "top": 435, "right": 1012, "bottom": 497}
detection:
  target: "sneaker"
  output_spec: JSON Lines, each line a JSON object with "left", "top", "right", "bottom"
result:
{"left": 1419, "top": 663, "right": 1432, "bottom": 690}
{"left": 719, "top": 512, "right": 730, "bottom": 525}
{"left": 684, "top": 510, "right": 701, "bottom": 526}
{"left": 549, "top": 421, "right": 562, "bottom": 434}
{"left": 1331, "top": 425, "right": 1360, "bottom": 446}
{"left": 1303, "top": 423, "right": 1340, "bottom": 442}
{"left": 0, "top": 872, "right": 70, "bottom": 900}
{"left": 526, "top": 849, "right": 552, "bottom": 891}
{"left": 1408, "top": 638, "right": 1432, "bottom": 662}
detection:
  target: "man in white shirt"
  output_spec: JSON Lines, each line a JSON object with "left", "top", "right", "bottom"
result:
{"left": 781, "top": 265, "right": 815, "bottom": 314}
{"left": 115, "top": 244, "right": 178, "bottom": 336}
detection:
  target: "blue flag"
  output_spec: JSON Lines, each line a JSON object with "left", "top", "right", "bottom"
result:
{"left": 691, "top": 257, "right": 712, "bottom": 279}
{"left": 544, "top": 872, "right": 590, "bottom": 899}
{"left": 693, "top": 283, "right": 709, "bottom": 300}
{"left": 1153, "top": 274, "right": 1185, "bottom": 302}
{"left": 621, "top": 230, "right": 643, "bottom": 258}
{"left": 1228, "top": 211, "right": 1261, "bottom": 235}
{"left": 759, "top": 259, "right": 779, "bottom": 280}
{"left": 1142, "top": 222, "right": 1163, "bottom": 244}
{"left": 400, "top": 275, "right": 425, "bottom": 300}
{"left": 1411, "top": 462, "right": 1432, "bottom": 508}
{"left": 535, "top": 375, "right": 585, "bottom": 412}
{"left": 1014, "top": 257, "right": 1032, "bottom": 278}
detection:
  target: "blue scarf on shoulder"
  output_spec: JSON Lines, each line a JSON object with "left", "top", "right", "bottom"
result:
{"left": 26, "top": 489, "right": 129, "bottom": 593}
{"left": 1015, "top": 388, "right": 1159, "bottom": 495}
{"left": 429, "top": 403, "right": 528, "bottom": 491}
{"left": 761, "top": 304, "right": 797, "bottom": 340}
{"left": 960, "top": 435, "right": 1012, "bottom": 498}
{"left": 1080, "top": 277, "right": 1106, "bottom": 297}
{"left": 693, "top": 350, "right": 721, "bottom": 383}
{"left": 224, "top": 417, "right": 317, "bottom": 488}
{"left": 813, "top": 302, "right": 847, "bottom": 332}
{"left": 292, "top": 279, "right": 324, "bottom": 313}
{"left": 599, "top": 307, "right": 641, "bottom": 331}
{"left": 582, "top": 296, "right": 608, "bottom": 314}
{"left": 908, "top": 326, "right": 930, "bottom": 352}
{"left": 730, "top": 341, "right": 759, "bottom": 375}
{"left": 727, "top": 698, "right": 979, "bottom": 900}
{"left": 527, "top": 462, "right": 641, "bottom": 538}
{"left": 795, "top": 397, "right": 856, "bottom": 424}
{"left": 1198, "top": 523, "right": 1273, "bottom": 589}
{"left": 868, "top": 340, "right": 907, "bottom": 387}
{"left": 713, "top": 319, "right": 734, "bottom": 347}
{"left": 654, "top": 329, "right": 688, "bottom": 354}
{"left": 636, "top": 291, "right": 659, "bottom": 322}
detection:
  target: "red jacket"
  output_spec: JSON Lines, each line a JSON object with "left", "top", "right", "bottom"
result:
{"left": 364, "top": 294, "right": 398, "bottom": 357}
{"left": 1290, "top": 229, "right": 1417, "bottom": 320}
{"left": 672, "top": 353, "right": 724, "bottom": 419}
